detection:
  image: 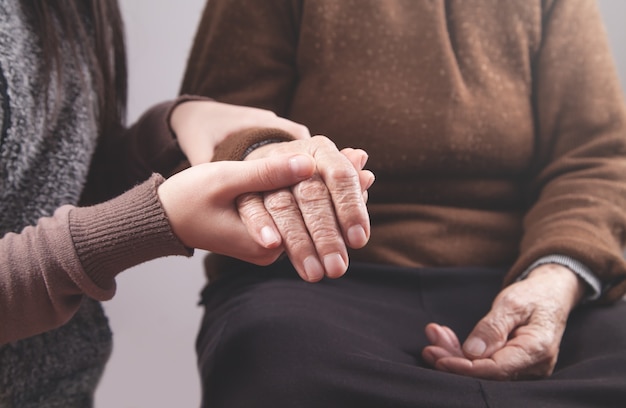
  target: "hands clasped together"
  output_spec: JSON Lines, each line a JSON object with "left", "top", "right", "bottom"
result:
{"left": 159, "top": 100, "right": 585, "bottom": 383}
{"left": 159, "top": 100, "right": 374, "bottom": 279}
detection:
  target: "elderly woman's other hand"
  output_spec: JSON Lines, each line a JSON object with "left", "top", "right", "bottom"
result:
{"left": 238, "top": 136, "right": 374, "bottom": 282}
{"left": 422, "top": 264, "right": 586, "bottom": 380}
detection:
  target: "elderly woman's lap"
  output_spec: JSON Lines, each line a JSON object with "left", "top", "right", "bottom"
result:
{"left": 196, "top": 259, "right": 626, "bottom": 408}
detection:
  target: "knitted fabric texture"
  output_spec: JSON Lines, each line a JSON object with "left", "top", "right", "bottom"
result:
{"left": 0, "top": 0, "right": 110, "bottom": 405}
{"left": 181, "top": 0, "right": 626, "bottom": 302}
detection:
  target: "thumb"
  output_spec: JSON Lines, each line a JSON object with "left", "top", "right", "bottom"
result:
{"left": 221, "top": 154, "right": 315, "bottom": 196}
{"left": 462, "top": 307, "right": 519, "bottom": 359}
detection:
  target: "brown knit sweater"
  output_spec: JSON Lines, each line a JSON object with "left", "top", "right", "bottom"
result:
{"left": 181, "top": 0, "right": 626, "bottom": 302}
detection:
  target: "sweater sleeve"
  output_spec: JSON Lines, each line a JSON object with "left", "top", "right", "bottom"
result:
{"left": 0, "top": 174, "right": 190, "bottom": 345}
{"left": 80, "top": 95, "right": 210, "bottom": 205}
{"left": 180, "top": 0, "right": 301, "bottom": 158}
{"left": 505, "top": 0, "right": 626, "bottom": 302}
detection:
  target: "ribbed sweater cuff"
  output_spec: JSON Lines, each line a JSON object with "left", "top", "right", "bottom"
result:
{"left": 212, "top": 127, "right": 296, "bottom": 162}
{"left": 69, "top": 174, "right": 192, "bottom": 291}
{"left": 517, "top": 254, "right": 602, "bottom": 302}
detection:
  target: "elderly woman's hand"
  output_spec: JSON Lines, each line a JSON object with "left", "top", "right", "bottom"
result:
{"left": 422, "top": 264, "right": 586, "bottom": 380}
{"left": 237, "top": 136, "right": 374, "bottom": 282}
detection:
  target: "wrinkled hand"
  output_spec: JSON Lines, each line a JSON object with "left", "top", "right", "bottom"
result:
{"left": 422, "top": 264, "right": 585, "bottom": 380}
{"left": 238, "top": 136, "right": 374, "bottom": 282}
{"left": 157, "top": 153, "right": 316, "bottom": 264}
{"left": 170, "top": 100, "right": 311, "bottom": 165}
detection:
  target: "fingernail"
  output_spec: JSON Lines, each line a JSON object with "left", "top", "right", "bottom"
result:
{"left": 365, "top": 174, "right": 375, "bottom": 190}
{"left": 260, "top": 226, "right": 280, "bottom": 247}
{"left": 347, "top": 225, "right": 367, "bottom": 248}
{"left": 425, "top": 325, "right": 438, "bottom": 344}
{"left": 359, "top": 152, "right": 369, "bottom": 169}
{"left": 464, "top": 337, "right": 486, "bottom": 356}
{"left": 323, "top": 253, "right": 347, "bottom": 278}
{"left": 289, "top": 155, "right": 313, "bottom": 178}
{"left": 303, "top": 256, "right": 324, "bottom": 281}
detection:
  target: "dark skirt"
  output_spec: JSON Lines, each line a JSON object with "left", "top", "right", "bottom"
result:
{"left": 197, "top": 258, "right": 626, "bottom": 408}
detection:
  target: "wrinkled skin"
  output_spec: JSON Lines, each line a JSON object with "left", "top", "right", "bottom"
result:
{"left": 422, "top": 264, "right": 585, "bottom": 380}
{"left": 168, "top": 101, "right": 374, "bottom": 275}
{"left": 240, "top": 136, "right": 374, "bottom": 282}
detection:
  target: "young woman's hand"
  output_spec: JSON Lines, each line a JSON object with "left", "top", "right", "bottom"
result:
{"left": 170, "top": 100, "right": 311, "bottom": 165}
{"left": 157, "top": 153, "right": 316, "bottom": 265}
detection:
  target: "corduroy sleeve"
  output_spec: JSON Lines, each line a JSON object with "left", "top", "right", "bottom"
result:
{"left": 506, "top": 0, "right": 626, "bottom": 302}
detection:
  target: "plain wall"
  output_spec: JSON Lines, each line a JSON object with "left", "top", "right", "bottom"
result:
{"left": 95, "top": 2, "right": 206, "bottom": 407}
{"left": 96, "top": 1, "right": 626, "bottom": 407}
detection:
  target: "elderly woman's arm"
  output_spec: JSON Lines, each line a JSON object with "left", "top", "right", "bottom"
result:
{"left": 423, "top": 0, "right": 626, "bottom": 380}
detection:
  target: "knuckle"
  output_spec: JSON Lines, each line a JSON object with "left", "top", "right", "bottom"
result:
{"left": 326, "top": 162, "right": 359, "bottom": 183}
{"left": 307, "top": 218, "right": 343, "bottom": 243}
{"left": 237, "top": 194, "right": 266, "bottom": 218}
{"left": 311, "top": 135, "right": 337, "bottom": 150}
{"left": 497, "top": 291, "right": 531, "bottom": 317}
{"left": 293, "top": 177, "right": 330, "bottom": 202}
{"left": 282, "top": 233, "right": 314, "bottom": 256}
{"left": 253, "top": 161, "right": 281, "bottom": 187}
{"left": 264, "top": 190, "right": 297, "bottom": 213}
{"left": 485, "top": 317, "right": 510, "bottom": 341}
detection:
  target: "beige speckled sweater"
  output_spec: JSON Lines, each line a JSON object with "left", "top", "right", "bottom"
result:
{"left": 181, "top": 0, "right": 626, "bottom": 302}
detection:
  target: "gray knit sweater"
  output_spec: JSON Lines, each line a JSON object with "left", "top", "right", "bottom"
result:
{"left": 0, "top": 2, "right": 109, "bottom": 406}
{"left": 0, "top": 1, "right": 190, "bottom": 406}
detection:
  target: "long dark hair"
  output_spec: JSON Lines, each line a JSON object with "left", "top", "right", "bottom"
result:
{"left": 20, "top": 0, "right": 127, "bottom": 134}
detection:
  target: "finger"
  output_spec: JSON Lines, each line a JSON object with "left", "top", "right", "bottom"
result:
{"left": 462, "top": 296, "right": 531, "bottom": 359}
{"left": 291, "top": 174, "right": 349, "bottom": 279}
{"left": 436, "top": 342, "right": 538, "bottom": 381}
{"left": 340, "top": 149, "right": 375, "bottom": 194}
{"left": 423, "top": 323, "right": 464, "bottom": 368}
{"left": 233, "top": 154, "right": 315, "bottom": 249}
{"left": 271, "top": 116, "right": 311, "bottom": 140}
{"left": 263, "top": 188, "right": 326, "bottom": 282}
{"left": 204, "top": 209, "right": 285, "bottom": 265}
{"left": 341, "top": 148, "right": 369, "bottom": 170}
{"left": 359, "top": 170, "right": 375, "bottom": 192}
{"left": 312, "top": 137, "right": 370, "bottom": 249}
{"left": 220, "top": 154, "right": 315, "bottom": 197}
{"left": 425, "top": 323, "right": 463, "bottom": 355}
{"left": 422, "top": 345, "right": 458, "bottom": 367}
{"left": 237, "top": 192, "right": 282, "bottom": 249}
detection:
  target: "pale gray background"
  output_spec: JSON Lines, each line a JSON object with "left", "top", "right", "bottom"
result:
{"left": 95, "top": 1, "right": 625, "bottom": 407}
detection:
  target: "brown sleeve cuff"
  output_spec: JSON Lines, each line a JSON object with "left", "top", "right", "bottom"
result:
{"left": 505, "top": 224, "right": 626, "bottom": 303}
{"left": 212, "top": 127, "right": 297, "bottom": 162}
{"left": 69, "top": 174, "right": 192, "bottom": 291}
